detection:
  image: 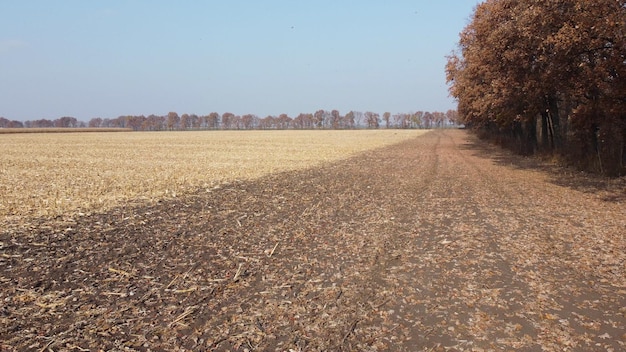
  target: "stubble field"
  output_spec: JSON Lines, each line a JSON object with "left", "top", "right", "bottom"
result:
{"left": 0, "top": 130, "right": 427, "bottom": 225}
{"left": 1, "top": 129, "right": 624, "bottom": 351}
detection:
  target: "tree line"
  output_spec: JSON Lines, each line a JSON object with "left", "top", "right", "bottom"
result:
{"left": 1, "top": 109, "right": 459, "bottom": 131}
{"left": 446, "top": 0, "right": 626, "bottom": 176}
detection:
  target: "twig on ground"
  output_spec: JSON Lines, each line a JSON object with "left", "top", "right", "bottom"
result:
{"left": 168, "top": 305, "right": 198, "bottom": 328}
{"left": 233, "top": 263, "right": 244, "bottom": 282}
{"left": 342, "top": 320, "right": 359, "bottom": 345}
{"left": 269, "top": 242, "right": 279, "bottom": 257}
{"left": 108, "top": 267, "right": 131, "bottom": 277}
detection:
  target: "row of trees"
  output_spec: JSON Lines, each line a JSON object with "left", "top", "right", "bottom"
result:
{"left": 3, "top": 109, "right": 459, "bottom": 131}
{"left": 0, "top": 116, "right": 81, "bottom": 129}
{"left": 446, "top": 0, "right": 626, "bottom": 176}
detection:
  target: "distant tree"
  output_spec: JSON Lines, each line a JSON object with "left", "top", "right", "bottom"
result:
{"left": 313, "top": 110, "right": 325, "bottom": 128}
{"left": 180, "top": 114, "right": 191, "bottom": 130}
{"left": 231, "top": 115, "right": 243, "bottom": 129}
{"left": 383, "top": 112, "right": 391, "bottom": 129}
{"left": 221, "top": 112, "right": 234, "bottom": 129}
{"left": 127, "top": 115, "right": 146, "bottom": 131}
{"left": 88, "top": 117, "right": 103, "bottom": 128}
{"left": 0, "top": 117, "right": 19, "bottom": 128}
{"left": 291, "top": 114, "right": 304, "bottom": 129}
{"left": 422, "top": 112, "right": 434, "bottom": 129}
{"left": 109, "top": 116, "right": 126, "bottom": 128}
{"left": 55, "top": 116, "right": 78, "bottom": 128}
{"left": 7, "top": 120, "right": 24, "bottom": 128}
{"left": 446, "top": 110, "right": 459, "bottom": 126}
{"left": 303, "top": 113, "right": 314, "bottom": 129}
{"left": 330, "top": 110, "right": 341, "bottom": 129}
{"left": 277, "top": 114, "right": 292, "bottom": 129}
{"left": 204, "top": 112, "right": 220, "bottom": 130}
{"left": 241, "top": 114, "right": 257, "bottom": 129}
{"left": 344, "top": 111, "right": 356, "bottom": 129}
{"left": 190, "top": 114, "right": 202, "bottom": 130}
{"left": 432, "top": 112, "right": 446, "bottom": 128}
{"left": 35, "top": 119, "right": 55, "bottom": 128}
{"left": 259, "top": 115, "right": 275, "bottom": 129}
{"left": 166, "top": 112, "right": 180, "bottom": 131}
{"left": 364, "top": 111, "right": 380, "bottom": 129}
{"left": 146, "top": 114, "right": 165, "bottom": 131}
{"left": 293, "top": 113, "right": 314, "bottom": 129}
{"left": 392, "top": 113, "right": 407, "bottom": 129}
{"left": 412, "top": 112, "right": 424, "bottom": 129}
{"left": 353, "top": 111, "right": 365, "bottom": 127}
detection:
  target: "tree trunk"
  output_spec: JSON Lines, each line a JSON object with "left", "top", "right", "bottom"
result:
{"left": 541, "top": 112, "right": 550, "bottom": 150}
{"left": 524, "top": 116, "right": 538, "bottom": 155}
{"left": 598, "top": 115, "right": 624, "bottom": 176}
{"left": 547, "top": 96, "right": 562, "bottom": 150}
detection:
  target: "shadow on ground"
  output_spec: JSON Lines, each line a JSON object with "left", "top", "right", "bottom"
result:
{"left": 458, "top": 132, "right": 626, "bottom": 204}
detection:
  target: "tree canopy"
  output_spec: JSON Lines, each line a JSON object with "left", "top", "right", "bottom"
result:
{"left": 447, "top": 0, "right": 626, "bottom": 175}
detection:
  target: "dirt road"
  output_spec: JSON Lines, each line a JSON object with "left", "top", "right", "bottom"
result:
{"left": 1, "top": 129, "right": 624, "bottom": 351}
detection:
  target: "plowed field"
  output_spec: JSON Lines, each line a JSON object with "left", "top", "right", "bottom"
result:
{"left": 1, "top": 129, "right": 624, "bottom": 351}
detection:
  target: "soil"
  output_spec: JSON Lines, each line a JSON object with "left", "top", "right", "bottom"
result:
{"left": 1, "top": 129, "right": 624, "bottom": 351}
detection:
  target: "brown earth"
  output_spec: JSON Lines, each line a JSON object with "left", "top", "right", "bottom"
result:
{"left": 1, "top": 129, "right": 624, "bottom": 351}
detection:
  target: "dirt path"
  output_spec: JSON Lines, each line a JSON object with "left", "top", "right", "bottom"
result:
{"left": 1, "top": 129, "right": 624, "bottom": 351}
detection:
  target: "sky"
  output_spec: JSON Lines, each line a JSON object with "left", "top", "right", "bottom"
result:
{"left": 0, "top": 1, "right": 480, "bottom": 122}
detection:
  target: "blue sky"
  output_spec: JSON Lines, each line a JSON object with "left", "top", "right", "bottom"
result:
{"left": 0, "top": 1, "right": 479, "bottom": 122}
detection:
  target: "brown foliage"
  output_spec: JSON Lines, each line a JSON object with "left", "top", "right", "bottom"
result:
{"left": 447, "top": 0, "right": 626, "bottom": 175}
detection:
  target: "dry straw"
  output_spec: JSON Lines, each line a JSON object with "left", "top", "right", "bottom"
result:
{"left": 0, "top": 130, "right": 427, "bottom": 223}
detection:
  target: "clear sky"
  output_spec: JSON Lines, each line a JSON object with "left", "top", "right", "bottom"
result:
{"left": 0, "top": 1, "right": 480, "bottom": 122}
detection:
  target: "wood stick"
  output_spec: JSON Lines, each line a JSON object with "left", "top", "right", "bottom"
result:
{"left": 342, "top": 320, "right": 359, "bottom": 345}
{"left": 269, "top": 242, "right": 279, "bottom": 257}
{"left": 108, "top": 267, "right": 131, "bottom": 276}
{"left": 168, "top": 306, "right": 197, "bottom": 328}
{"left": 233, "top": 263, "right": 244, "bottom": 281}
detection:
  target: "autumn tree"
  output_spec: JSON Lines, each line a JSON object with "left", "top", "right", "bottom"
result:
{"left": 221, "top": 112, "right": 234, "bottom": 129}
{"left": 166, "top": 112, "right": 180, "bottom": 131}
{"left": 180, "top": 114, "right": 191, "bottom": 130}
{"left": 258, "top": 115, "right": 273, "bottom": 129}
{"left": 242, "top": 114, "right": 257, "bottom": 129}
{"left": 412, "top": 112, "right": 424, "bottom": 129}
{"left": 364, "top": 112, "right": 380, "bottom": 129}
{"left": 344, "top": 111, "right": 356, "bottom": 129}
{"left": 147, "top": 114, "right": 165, "bottom": 131}
{"left": 393, "top": 113, "right": 408, "bottom": 129}
{"left": 125, "top": 115, "right": 145, "bottom": 131}
{"left": 293, "top": 113, "right": 314, "bottom": 129}
{"left": 33, "top": 119, "right": 54, "bottom": 128}
{"left": 88, "top": 117, "right": 102, "bottom": 128}
{"left": 329, "top": 110, "right": 341, "bottom": 129}
{"left": 54, "top": 116, "right": 78, "bottom": 128}
{"left": 276, "top": 114, "right": 291, "bottom": 129}
{"left": 0, "top": 118, "right": 24, "bottom": 128}
{"left": 230, "top": 115, "right": 243, "bottom": 129}
{"left": 291, "top": 114, "right": 304, "bottom": 129}
{"left": 205, "top": 112, "right": 220, "bottom": 130}
{"left": 352, "top": 111, "right": 365, "bottom": 127}
{"left": 313, "top": 110, "right": 325, "bottom": 128}
{"left": 446, "top": 110, "right": 459, "bottom": 126}
{"left": 447, "top": 0, "right": 626, "bottom": 174}
{"left": 383, "top": 112, "right": 391, "bottom": 129}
